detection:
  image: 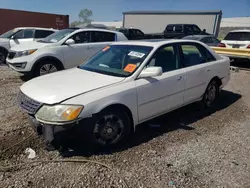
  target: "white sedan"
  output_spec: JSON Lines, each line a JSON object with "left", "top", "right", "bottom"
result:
{"left": 17, "top": 40, "right": 230, "bottom": 148}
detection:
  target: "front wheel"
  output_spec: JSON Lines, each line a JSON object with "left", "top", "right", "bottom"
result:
{"left": 86, "top": 108, "right": 132, "bottom": 148}
{"left": 34, "top": 61, "right": 61, "bottom": 77}
{"left": 202, "top": 80, "right": 219, "bottom": 108}
{"left": 0, "top": 50, "right": 7, "bottom": 64}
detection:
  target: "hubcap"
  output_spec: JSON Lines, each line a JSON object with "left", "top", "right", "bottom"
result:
{"left": 205, "top": 83, "right": 216, "bottom": 105}
{"left": 93, "top": 114, "right": 124, "bottom": 145}
{"left": 40, "top": 64, "right": 58, "bottom": 75}
{"left": 0, "top": 52, "right": 5, "bottom": 64}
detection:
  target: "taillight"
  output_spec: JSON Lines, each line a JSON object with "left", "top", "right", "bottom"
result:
{"left": 247, "top": 45, "right": 250, "bottom": 49}
{"left": 218, "top": 43, "right": 226, "bottom": 47}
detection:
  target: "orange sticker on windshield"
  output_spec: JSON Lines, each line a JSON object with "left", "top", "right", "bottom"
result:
{"left": 102, "top": 46, "right": 110, "bottom": 51}
{"left": 124, "top": 64, "right": 137, "bottom": 73}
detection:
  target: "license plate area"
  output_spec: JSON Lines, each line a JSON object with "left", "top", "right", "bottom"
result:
{"left": 232, "top": 44, "right": 240, "bottom": 48}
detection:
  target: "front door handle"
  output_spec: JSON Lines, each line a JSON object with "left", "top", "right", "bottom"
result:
{"left": 87, "top": 46, "right": 92, "bottom": 49}
{"left": 206, "top": 69, "right": 211, "bottom": 72}
{"left": 177, "top": 76, "right": 182, "bottom": 81}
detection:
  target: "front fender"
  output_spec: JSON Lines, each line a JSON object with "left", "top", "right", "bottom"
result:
{"left": 62, "top": 81, "right": 139, "bottom": 125}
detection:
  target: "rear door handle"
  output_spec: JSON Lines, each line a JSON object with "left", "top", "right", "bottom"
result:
{"left": 177, "top": 76, "right": 182, "bottom": 81}
{"left": 87, "top": 46, "right": 92, "bottom": 49}
{"left": 207, "top": 69, "right": 211, "bottom": 72}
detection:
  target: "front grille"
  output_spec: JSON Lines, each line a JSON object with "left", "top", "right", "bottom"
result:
{"left": 8, "top": 52, "right": 16, "bottom": 59}
{"left": 17, "top": 91, "right": 42, "bottom": 115}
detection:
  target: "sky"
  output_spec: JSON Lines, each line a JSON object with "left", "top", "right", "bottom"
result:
{"left": 1, "top": 0, "right": 250, "bottom": 23}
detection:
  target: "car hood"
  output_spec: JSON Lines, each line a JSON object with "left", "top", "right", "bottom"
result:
{"left": 20, "top": 68, "right": 125, "bottom": 104}
{"left": 10, "top": 41, "right": 53, "bottom": 51}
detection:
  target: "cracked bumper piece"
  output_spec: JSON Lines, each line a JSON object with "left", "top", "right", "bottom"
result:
{"left": 28, "top": 115, "right": 76, "bottom": 144}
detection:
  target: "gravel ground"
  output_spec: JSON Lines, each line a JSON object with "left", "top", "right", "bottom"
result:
{"left": 0, "top": 65, "right": 250, "bottom": 188}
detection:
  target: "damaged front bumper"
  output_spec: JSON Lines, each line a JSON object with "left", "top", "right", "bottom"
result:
{"left": 28, "top": 115, "right": 79, "bottom": 146}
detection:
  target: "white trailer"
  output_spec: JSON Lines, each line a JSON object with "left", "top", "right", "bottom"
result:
{"left": 123, "top": 10, "right": 222, "bottom": 37}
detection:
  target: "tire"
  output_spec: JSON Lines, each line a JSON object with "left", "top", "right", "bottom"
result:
{"left": 0, "top": 49, "right": 7, "bottom": 64}
{"left": 85, "top": 108, "right": 132, "bottom": 148}
{"left": 34, "top": 61, "right": 61, "bottom": 77}
{"left": 202, "top": 80, "right": 219, "bottom": 108}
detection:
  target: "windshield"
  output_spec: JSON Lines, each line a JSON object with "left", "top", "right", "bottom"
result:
{"left": 79, "top": 45, "right": 153, "bottom": 77}
{"left": 224, "top": 32, "right": 250, "bottom": 41}
{"left": 0, "top": 29, "right": 20, "bottom": 38}
{"left": 39, "top": 28, "right": 76, "bottom": 43}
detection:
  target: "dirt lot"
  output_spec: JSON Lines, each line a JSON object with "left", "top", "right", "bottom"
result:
{"left": 0, "top": 64, "right": 250, "bottom": 188}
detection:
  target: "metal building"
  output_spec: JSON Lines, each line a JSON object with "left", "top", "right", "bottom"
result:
{"left": 123, "top": 10, "right": 222, "bottom": 37}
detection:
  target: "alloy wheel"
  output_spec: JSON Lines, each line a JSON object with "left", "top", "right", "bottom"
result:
{"left": 40, "top": 64, "right": 58, "bottom": 75}
{"left": 204, "top": 82, "right": 217, "bottom": 106}
{"left": 93, "top": 114, "right": 125, "bottom": 146}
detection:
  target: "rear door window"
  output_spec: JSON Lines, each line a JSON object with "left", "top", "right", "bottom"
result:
{"left": 35, "top": 30, "right": 55, "bottom": 38}
{"left": 91, "top": 31, "right": 115, "bottom": 42}
{"left": 180, "top": 43, "right": 215, "bottom": 67}
{"left": 224, "top": 32, "right": 250, "bottom": 41}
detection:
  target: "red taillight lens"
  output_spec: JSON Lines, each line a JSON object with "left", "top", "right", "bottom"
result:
{"left": 218, "top": 43, "right": 226, "bottom": 47}
{"left": 247, "top": 45, "right": 250, "bottom": 49}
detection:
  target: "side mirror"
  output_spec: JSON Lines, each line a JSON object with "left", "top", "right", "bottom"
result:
{"left": 138, "top": 67, "right": 162, "bottom": 78}
{"left": 65, "top": 38, "right": 75, "bottom": 45}
{"left": 11, "top": 35, "right": 16, "bottom": 39}
{"left": 203, "top": 29, "right": 206, "bottom": 33}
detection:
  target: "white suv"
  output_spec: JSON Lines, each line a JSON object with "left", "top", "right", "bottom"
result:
{"left": 0, "top": 27, "right": 56, "bottom": 64}
{"left": 219, "top": 30, "right": 250, "bottom": 49}
{"left": 6, "top": 28, "right": 128, "bottom": 77}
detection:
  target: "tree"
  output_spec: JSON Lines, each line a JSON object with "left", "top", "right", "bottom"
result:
{"left": 78, "top": 9, "right": 93, "bottom": 24}
{"left": 70, "top": 21, "right": 81, "bottom": 27}
{"left": 70, "top": 8, "right": 93, "bottom": 27}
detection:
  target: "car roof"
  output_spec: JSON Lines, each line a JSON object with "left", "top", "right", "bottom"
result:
{"left": 74, "top": 28, "right": 122, "bottom": 34}
{"left": 15, "top": 27, "right": 57, "bottom": 31}
{"left": 167, "top": 24, "right": 197, "bottom": 26}
{"left": 110, "top": 39, "right": 205, "bottom": 47}
{"left": 183, "top": 35, "right": 216, "bottom": 39}
{"left": 229, "top": 29, "right": 250, "bottom": 33}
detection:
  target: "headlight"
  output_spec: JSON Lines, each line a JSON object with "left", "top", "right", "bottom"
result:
{"left": 15, "top": 49, "right": 37, "bottom": 58}
{"left": 35, "top": 104, "right": 83, "bottom": 123}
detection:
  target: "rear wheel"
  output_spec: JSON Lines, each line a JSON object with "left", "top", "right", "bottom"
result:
{"left": 86, "top": 108, "right": 132, "bottom": 148}
{"left": 0, "top": 49, "right": 7, "bottom": 64}
{"left": 34, "top": 61, "right": 61, "bottom": 77}
{"left": 202, "top": 80, "right": 219, "bottom": 108}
